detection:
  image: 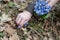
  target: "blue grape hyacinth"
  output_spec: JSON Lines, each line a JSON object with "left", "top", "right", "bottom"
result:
{"left": 34, "top": 0, "right": 52, "bottom": 15}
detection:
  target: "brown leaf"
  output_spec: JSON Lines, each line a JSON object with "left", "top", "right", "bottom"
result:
{"left": 4, "top": 26, "right": 16, "bottom": 35}
{"left": 9, "top": 35, "right": 19, "bottom": 40}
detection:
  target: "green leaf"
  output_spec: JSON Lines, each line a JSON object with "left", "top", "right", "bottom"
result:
{"left": 40, "top": 14, "right": 51, "bottom": 20}
{"left": 8, "top": 2, "right": 15, "bottom": 7}
{"left": 45, "top": 14, "right": 51, "bottom": 19}
{"left": 38, "top": 28, "right": 44, "bottom": 33}
{"left": 4, "top": 8, "right": 9, "bottom": 14}
{"left": 0, "top": 32, "right": 4, "bottom": 37}
{"left": 0, "top": 13, "right": 2, "bottom": 17}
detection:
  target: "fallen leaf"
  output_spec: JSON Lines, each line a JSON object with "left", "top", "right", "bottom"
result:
{"left": 0, "top": 14, "right": 12, "bottom": 23}
{"left": 4, "top": 0, "right": 10, "bottom": 2}
{"left": 9, "top": 34, "right": 19, "bottom": 40}
{"left": 0, "top": 26, "right": 5, "bottom": 32}
{"left": 4, "top": 26, "right": 16, "bottom": 35}
{"left": 1, "top": 36, "right": 8, "bottom": 40}
{"left": 0, "top": 32, "right": 4, "bottom": 37}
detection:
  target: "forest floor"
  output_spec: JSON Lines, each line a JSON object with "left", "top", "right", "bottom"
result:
{"left": 0, "top": 0, "right": 60, "bottom": 40}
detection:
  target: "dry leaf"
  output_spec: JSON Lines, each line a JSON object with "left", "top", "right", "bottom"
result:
{"left": 4, "top": 26, "right": 16, "bottom": 35}
{"left": 43, "top": 37, "right": 48, "bottom": 40}
{"left": 0, "top": 14, "right": 12, "bottom": 23}
{"left": 1, "top": 36, "right": 8, "bottom": 40}
{"left": 4, "top": 0, "right": 10, "bottom": 2}
{"left": 0, "top": 26, "right": 5, "bottom": 32}
{"left": 26, "top": 38, "right": 30, "bottom": 40}
{"left": 14, "top": 0, "right": 26, "bottom": 3}
{"left": 9, "top": 34, "right": 19, "bottom": 40}
{"left": 49, "top": 38, "right": 53, "bottom": 40}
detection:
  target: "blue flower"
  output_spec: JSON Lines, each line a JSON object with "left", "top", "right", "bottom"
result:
{"left": 34, "top": 0, "right": 52, "bottom": 16}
